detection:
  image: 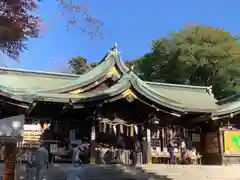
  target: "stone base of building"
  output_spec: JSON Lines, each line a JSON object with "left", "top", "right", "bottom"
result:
{"left": 202, "top": 153, "right": 222, "bottom": 165}
{"left": 222, "top": 154, "right": 240, "bottom": 165}
{"left": 203, "top": 153, "right": 240, "bottom": 165}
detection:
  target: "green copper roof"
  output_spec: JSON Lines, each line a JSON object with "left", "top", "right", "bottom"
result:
{"left": 2, "top": 43, "right": 239, "bottom": 116}
{"left": 0, "top": 68, "right": 79, "bottom": 92}
{"left": 5, "top": 76, "right": 131, "bottom": 103}
{"left": 0, "top": 52, "right": 115, "bottom": 93}
{"left": 212, "top": 94, "right": 240, "bottom": 117}
{"left": 145, "top": 82, "right": 218, "bottom": 110}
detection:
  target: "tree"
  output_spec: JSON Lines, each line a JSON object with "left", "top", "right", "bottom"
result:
{"left": 0, "top": 0, "right": 103, "bottom": 60}
{"left": 125, "top": 59, "right": 139, "bottom": 70}
{"left": 135, "top": 25, "right": 240, "bottom": 99}
{"left": 0, "top": 0, "right": 40, "bottom": 59}
{"left": 68, "top": 56, "right": 98, "bottom": 74}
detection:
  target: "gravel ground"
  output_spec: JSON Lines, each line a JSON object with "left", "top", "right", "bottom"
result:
{"left": 0, "top": 164, "right": 240, "bottom": 180}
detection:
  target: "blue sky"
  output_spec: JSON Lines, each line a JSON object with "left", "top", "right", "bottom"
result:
{"left": 4, "top": 0, "right": 240, "bottom": 72}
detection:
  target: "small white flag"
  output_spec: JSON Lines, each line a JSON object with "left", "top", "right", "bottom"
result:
{"left": 134, "top": 125, "right": 138, "bottom": 134}
{"left": 113, "top": 125, "right": 116, "bottom": 134}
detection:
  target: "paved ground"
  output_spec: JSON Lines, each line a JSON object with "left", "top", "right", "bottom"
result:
{"left": 1, "top": 164, "right": 240, "bottom": 180}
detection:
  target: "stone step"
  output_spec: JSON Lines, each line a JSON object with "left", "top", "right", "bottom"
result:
{"left": 138, "top": 164, "right": 240, "bottom": 180}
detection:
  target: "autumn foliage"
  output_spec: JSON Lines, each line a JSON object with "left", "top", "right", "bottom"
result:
{"left": 0, "top": 0, "right": 103, "bottom": 59}
{"left": 0, "top": 0, "right": 40, "bottom": 59}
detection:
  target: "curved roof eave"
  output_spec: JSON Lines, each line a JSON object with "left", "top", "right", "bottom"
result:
{"left": 130, "top": 78, "right": 188, "bottom": 112}
{"left": 72, "top": 78, "right": 131, "bottom": 104}
{"left": 128, "top": 73, "right": 217, "bottom": 113}
{"left": 10, "top": 77, "right": 132, "bottom": 104}
{"left": 0, "top": 91, "right": 32, "bottom": 104}
{"left": 103, "top": 48, "right": 217, "bottom": 113}
{"left": 41, "top": 52, "right": 116, "bottom": 93}
{"left": 212, "top": 99, "right": 240, "bottom": 117}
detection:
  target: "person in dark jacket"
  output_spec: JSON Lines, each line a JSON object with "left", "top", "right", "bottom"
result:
{"left": 141, "top": 137, "right": 148, "bottom": 164}
{"left": 132, "top": 137, "right": 141, "bottom": 165}
{"left": 116, "top": 135, "right": 125, "bottom": 163}
{"left": 168, "top": 139, "right": 175, "bottom": 164}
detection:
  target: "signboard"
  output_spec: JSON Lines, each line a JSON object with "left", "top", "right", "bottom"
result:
{"left": 224, "top": 130, "right": 240, "bottom": 153}
{"left": 22, "top": 124, "right": 43, "bottom": 142}
{"left": 50, "top": 144, "right": 58, "bottom": 153}
{"left": 192, "top": 133, "right": 200, "bottom": 142}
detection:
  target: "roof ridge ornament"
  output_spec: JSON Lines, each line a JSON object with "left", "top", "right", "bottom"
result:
{"left": 113, "top": 42, "right": 118, "bottom": 50}
{"left": 206, "top": 86, "right": 214, "bottom": 97}
{"left": 110, "top": 42, "right": 121, "bottom": 54}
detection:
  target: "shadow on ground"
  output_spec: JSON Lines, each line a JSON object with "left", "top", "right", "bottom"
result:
{"left": 65, "top": 164, "right": 172, "bottom": 180}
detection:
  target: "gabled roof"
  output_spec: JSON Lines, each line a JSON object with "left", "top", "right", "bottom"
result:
{"left": 0, "top": 43, "right": 224, "bottom": 114}
{"left": 0, "top": 53, "right": 115, "bottom": 93}
{"left": 211, "top": 93, "right": 240, "bottom": 119}
{"left": 145, "top": 82, "right": 217, "bottom": 110}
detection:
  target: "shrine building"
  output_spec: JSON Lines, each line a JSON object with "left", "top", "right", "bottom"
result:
{"left": 0, "top": 43, "right": 239, "bottom": 173}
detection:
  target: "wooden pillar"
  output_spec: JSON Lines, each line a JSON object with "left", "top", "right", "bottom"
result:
{"left": 90, "top": 122, "right": 96, "bottom": 164}
{"left": 218, "top": 128, "right": 224, "bottom": 155}
{"left": 146, "top": 128, "right": 152, "bottom": 164}
{"left": 3, "top": 143, "right": 17, "bottom": 180}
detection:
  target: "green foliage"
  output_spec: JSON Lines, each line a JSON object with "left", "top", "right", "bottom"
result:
{"left": 68, "top": 56, "right": 98, "bottom": 74}
{"left": 135, "top": 25, "right": 240, "bottom": 99}
{"left": 125, "top": 59, "right": 138, "bottom": 69}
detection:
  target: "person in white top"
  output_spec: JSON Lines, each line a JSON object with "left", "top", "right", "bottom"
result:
{"left": 180, "top": 138, "right": 186, "bottom": 162}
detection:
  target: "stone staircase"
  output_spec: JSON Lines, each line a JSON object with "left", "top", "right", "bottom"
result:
{"left": 138, "top": 164, "right": 240, "bottom": 180}
{"left": 53, "top": 164, "right": 240, "bottom": 180}
{"left": 10, "top": 164, "right": 240, "bottom": 180}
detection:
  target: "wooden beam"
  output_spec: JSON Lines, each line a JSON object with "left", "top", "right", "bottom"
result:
{"left": 0, "top": 100, "right": 29, "bottom": 109}
{"left": 26, "top": 102, "right": 37, "bottom": 116}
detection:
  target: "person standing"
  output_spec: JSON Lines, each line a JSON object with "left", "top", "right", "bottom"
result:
{"left": 35, "top": 144, "right": 49, "bottom": 180}
{"left": 72, "top": 145, "right": 81, "bottom": 166}
{"left": 168, "top": 139, "right": 175, "bottom": 164}
{"left": 180, "top": 138, "right": 186, "bottom": 164}
{"left": 141, "top": 137, "right": 148, "bottom": 164}
{"left": 132, "top": 137, "right": 141, "bottom": 165}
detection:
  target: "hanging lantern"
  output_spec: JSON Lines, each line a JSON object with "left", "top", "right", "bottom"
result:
{"left": 149, "top": 114, "right": 160, "bottom": 125}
